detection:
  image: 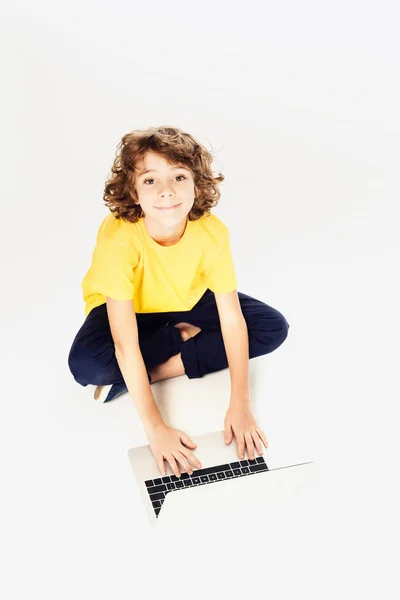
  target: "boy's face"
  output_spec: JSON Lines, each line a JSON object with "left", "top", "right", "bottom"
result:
{"left": 133, "top": 151, "right": 196, "bottom": 221}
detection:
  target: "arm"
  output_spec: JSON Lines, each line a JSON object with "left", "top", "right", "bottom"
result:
{"left": 214, "top": 289, "right": 250, "bottom": 406}
{"left": 105, "top": 297, "right": 165, "bottom": 431}
{"left": 215, "top": 290, "right": 269, "bottom": 459}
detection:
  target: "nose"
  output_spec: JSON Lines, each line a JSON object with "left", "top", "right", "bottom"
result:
{"left": 159, "top": 186, "right": 174, "bottom": 198}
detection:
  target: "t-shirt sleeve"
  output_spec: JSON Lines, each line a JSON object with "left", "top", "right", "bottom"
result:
{"left": 200, "top": 228, "right": 238, "bottom": 293}
{"left": 83, "top": 239, "right": 138, "bottom": 301}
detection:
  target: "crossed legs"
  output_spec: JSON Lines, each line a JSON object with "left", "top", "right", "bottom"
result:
{"left": 149, "top": 322, "right": 201, "bottom": 383}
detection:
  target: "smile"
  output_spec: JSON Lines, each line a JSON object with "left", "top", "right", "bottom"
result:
{"left": 155, "top": 203, "right": 181, "bottom": 211}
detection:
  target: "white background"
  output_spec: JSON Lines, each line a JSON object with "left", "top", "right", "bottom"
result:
{"left": 1, "top": 1, "right": 399, "bottom": 598}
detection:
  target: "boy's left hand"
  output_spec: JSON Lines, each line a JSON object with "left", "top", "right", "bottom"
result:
{"left": 224, "top": 404, "right": 269, "bottom": 460}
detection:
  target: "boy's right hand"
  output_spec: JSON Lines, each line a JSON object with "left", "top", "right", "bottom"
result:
{"left": 145, "top": 423, "right": 202, "bottom": 477}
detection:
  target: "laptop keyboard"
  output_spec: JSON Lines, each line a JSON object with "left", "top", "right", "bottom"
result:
{"left": 145, "top": 456, "right": 269, "bottom": 518}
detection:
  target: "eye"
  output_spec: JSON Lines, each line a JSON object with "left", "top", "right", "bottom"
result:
{"left": 143, "top": 174, "right": 186, "bottom": 185}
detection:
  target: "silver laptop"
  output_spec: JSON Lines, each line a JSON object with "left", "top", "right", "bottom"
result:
{"left": 127, "top": 429, "right": 316, "bottom": 526}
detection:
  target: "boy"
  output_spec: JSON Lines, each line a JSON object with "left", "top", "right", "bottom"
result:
{"left": 68, "top": 126, "right": 290, "bottom": 478}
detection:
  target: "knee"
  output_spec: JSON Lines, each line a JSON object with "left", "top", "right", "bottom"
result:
{"left": 68, "top": 342, "right": 89, "bottom": 386}
{"left": 68, "top": 340, "right": 106, "bottom": 387}
{"left": 250, "top": 310, "right": 290, "bottom": 354}
{"left": 276, "top": 313, "right": 290, "bottom": 344}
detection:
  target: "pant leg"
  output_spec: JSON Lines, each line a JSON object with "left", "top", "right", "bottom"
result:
{"left": 67, "top": 303, "right": 183, "bottom": 388}
{"left": 68, "top": 289, "right": 289, "bottom": 400}
{"left": 175, "top": 289, "right": 290, "bottom": 379}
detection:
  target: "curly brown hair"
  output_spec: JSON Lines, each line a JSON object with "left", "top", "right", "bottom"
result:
{"left": 103, "top": 125, "right": 225, "bottom": 223}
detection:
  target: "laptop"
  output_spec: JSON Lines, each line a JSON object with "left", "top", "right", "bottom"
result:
{"left": 127, "top": 429, "right": 316, "bottom": 527}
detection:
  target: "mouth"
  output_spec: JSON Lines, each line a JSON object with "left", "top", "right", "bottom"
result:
{"left": 155, "top": 203, "right": 181, "bottom": 211}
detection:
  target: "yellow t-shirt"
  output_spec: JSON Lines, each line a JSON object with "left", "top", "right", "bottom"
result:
{"left": 81, "top": 211, "right": 238, "bottom": 317}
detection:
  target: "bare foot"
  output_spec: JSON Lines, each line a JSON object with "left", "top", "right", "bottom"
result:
{"left": 173, "top": 322, "right": 202, "bottom": 342}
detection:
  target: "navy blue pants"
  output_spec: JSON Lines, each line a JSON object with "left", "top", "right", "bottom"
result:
{"left": 68, "top": 289, "right": 289, "bottom": 402}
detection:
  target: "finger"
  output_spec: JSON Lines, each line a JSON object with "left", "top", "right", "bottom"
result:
{"left": 250, "top": 430, "right": 264, "bottom": 456}
{"left": 224, "top": 424, "right": 233, "bottom": 444}
{"left": 175, "top": 451, "right": 194, "bottom": 475}
{"left": 256, "top": 429, "right": 269, "bottom": 448}
{"left": 180, "top": 433, "right": 197, "bottom": 448}
{"left": 237, "top": 433, "right": 246, "bottom": 459}
{"left": 166, "top": 453, "right": 181, "bottom": 478}
{"left": 158, "top": 456, "right": 166, "bottom": 476}
{"left": 179, "top": 448, "right": 202, "bottom": 470}
{"left": 245, "top": 432, "right": 255, "bottom": 460}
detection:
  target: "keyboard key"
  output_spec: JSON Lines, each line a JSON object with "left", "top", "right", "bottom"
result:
{"left": 149, "top": 492, "right": 165, "bottom": 501}
{"left": 193, "top": 464, "right": 231, "bottom": 477}
{"left": 184, "top": 479, "right": 193, "bottom": 487}
{"left": 225, "top": 471, "right": 233, "bottom": 477}
{"left": 200, "top": 476, "right": 209, "bottom": 482}
{"left": 231, "top": 462, "right": 240, "bottom": 469}
{"left": 256, "top": 457, "right": 265, "bottom": 464}
{"left": 148, "top": 484, "right": 167, "bottom": 494}
{"left": 209, "top": 474, "right": 217, "bottom": 481}
{"left": 217, "top": 472, "right": 226, "bottom": 479}
{"left": 145, "top": 480, "right": 154, "bottom": 488}
{"left": 154, "top": 478, "right": 162, "bottom": 485}
{"left": 242, "top": 467, "right": 250, "bottom": 474}
{"left": 192, "top": 477, "right": 200, "bottom": 484}
{"left": 167, "top": 483, "right": 175, "bottom": 490}
{"left": 161, "top": 476, "right": 171, "bottom": 483}
{"left": 176, "top": 481, "right": 184, "bottom": 488}
{"left": 233, "top": 469, "right": 242, "bottom": 476}
{"left": 249, "top": 463, "right": 269, "bottom": 473}
{"left": 240, "top": 460, "right": 249, "bottom": 466}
